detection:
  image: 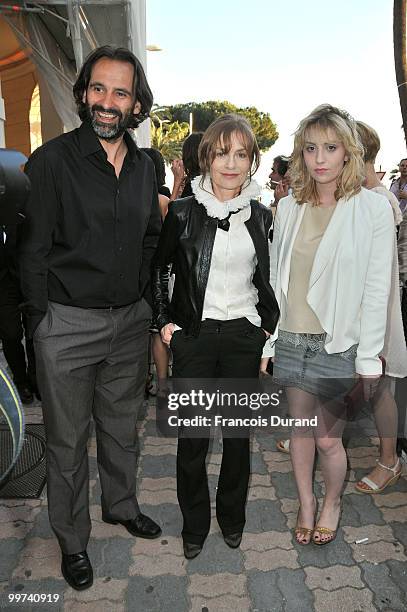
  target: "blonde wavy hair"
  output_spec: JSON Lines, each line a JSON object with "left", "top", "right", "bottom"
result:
{"left": 290, "top": 104, "right": 364, "bottom": 205}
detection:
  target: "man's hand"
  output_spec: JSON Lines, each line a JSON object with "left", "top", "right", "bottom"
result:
{"left": 398, "top": 189, "right": 407, "bottom": 200}
{"left": 274, "top": 180, "right": 289, "bottom": 204}
{"left": 161, "top": 322, "right": 175, "bottom": 346}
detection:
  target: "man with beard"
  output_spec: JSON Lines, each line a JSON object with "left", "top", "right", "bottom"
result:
{"left": 19, "top": 47, "right": 162, "bottom": 590}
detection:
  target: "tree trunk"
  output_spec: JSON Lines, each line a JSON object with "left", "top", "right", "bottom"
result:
{"left": 394, "top": 0, "right": 407, "bottom": 144}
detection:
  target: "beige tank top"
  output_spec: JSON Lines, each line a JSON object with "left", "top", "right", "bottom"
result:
{"left": 281, "top": 203, "right": 336, "bottom": 333}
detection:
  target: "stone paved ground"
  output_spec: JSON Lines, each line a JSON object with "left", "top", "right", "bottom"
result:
{"left": 0, "top": 355, "right": 406, "bottom": 612}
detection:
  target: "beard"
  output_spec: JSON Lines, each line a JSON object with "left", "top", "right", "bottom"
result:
{"left": 86, "top": 104, "right": 133, "bottom": 141}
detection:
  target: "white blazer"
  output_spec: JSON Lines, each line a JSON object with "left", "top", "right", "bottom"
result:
{"left": 268, "top": 188, "right": 395, "bottom": 376}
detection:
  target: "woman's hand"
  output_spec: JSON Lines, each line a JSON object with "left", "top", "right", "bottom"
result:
{"left": 262, "top": 329, "right": 271, "bottom": 338}
{"left": 359, "top": 374, "right": 381, "bottom": 401}
{"left": 171, "top": 159, "right": 185, "bottom": 182}
{"left": 170, "top": 159, "right": 186, "bottom": 200}
{"left": 161, "top": 323, "right": 175, "bottom": 346}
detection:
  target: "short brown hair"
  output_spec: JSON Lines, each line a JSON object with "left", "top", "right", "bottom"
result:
{"left": 356, "top": 121, "right": 380, "bottom": 163}
{"left": 198, "top": 114, "right": 260, "bottom": 180}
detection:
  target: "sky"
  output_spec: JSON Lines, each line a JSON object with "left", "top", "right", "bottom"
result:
{"left": 145, "top": 0, "right": 406, "bottom": 190}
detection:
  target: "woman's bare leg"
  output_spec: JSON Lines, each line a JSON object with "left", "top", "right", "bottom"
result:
{"left": 313, "top": 398, "right": 347, "bottom": 543}
{"left": 357, "top": 377, "right": 400, "bottom": 490}
{"left": 260, "top": 357, "right": 270, "bottom": 374}
{"left": 286, "top": 387, "right": 317, "bottom": 543}
{"left": 152, "top": 333, "right": 170, "bottom": 386}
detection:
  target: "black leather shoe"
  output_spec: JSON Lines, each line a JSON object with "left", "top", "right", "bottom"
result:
{"left": 183, "top": 542, "right": 202, "bottom": 560}
{"left": 102, "top": 512, "right": 162, "bottom": 539}
{"left": 29, "top": 382, "right": 41, "bottom": 401}
{"left": 15, "top": 384, "right": 34, "bottom": 405}
{"left": 223, "top": 532, "right": 242, "bottom": 548}
{"left": 61, "top": 551, "right": 93, "bottom": 590}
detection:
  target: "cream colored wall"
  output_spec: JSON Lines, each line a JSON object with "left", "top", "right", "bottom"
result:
{"left": 1, "top": 57, "right": 63, "bottom": 157}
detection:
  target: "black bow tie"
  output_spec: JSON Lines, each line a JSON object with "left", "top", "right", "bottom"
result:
{"left": 217, "top": 211, "right": 239, "bottom": 232}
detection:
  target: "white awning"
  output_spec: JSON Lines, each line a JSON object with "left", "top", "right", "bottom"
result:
{"left": 4, "top": 1, "right": 149, "bottom": 144}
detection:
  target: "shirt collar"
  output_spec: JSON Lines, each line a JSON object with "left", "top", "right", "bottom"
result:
{"left": 191, "top": 174, "right": 261, "bottom": 220}
{"left": 78, "top": 121, "right": 140, "bottom": 163}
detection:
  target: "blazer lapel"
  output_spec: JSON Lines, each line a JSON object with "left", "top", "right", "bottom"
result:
{"left": 308, "top": 196, "right": 352, "bottom": 289}
{"left": 280, "top": 203, "right": 306, "bottom": 296}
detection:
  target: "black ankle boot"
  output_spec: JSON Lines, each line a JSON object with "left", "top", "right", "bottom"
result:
{"left": 183, "top": 542, "right": 202, "bottom": 559}
{"left": 223, "top": 532, "right": 242, "bottom": 548}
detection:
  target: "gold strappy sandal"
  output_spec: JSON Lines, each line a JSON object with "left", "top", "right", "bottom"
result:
{"left": 312, "top": 525, "right": 338, "bottom": 546}
{"left": 294, "top": 497, "right": 318, "bottom": 546}
{"left": 313, "top": 505, "right": 341, "bottom": 546}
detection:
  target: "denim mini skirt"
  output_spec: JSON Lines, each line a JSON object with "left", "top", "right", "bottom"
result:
{"left": 273, "top": 330, "right": 357, "bottom": 400}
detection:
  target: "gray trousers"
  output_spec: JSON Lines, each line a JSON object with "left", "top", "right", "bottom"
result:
{"left": 34, "top": 299, "right": 151, "bottom": 554}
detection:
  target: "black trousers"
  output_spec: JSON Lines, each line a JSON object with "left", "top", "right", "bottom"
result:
{"left": 171, "top": 318, "right": 266, "bottom": 545}
{"left": 0, "top": 274, "right": 35, "bottom": 385}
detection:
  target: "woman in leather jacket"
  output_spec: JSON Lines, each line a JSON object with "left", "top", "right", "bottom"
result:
{"left": 152, "top": 114, "right": 279, "bottom": 559}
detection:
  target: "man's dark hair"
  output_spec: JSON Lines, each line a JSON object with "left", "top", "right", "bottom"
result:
{"left": 182, "top": 132, "right": 204, "bottom": 181}
{"left": 73, "top": 46, "right": 153, "bottom": 128}
{"left": 274, "top": 155, "right": 290, "bottom": 177}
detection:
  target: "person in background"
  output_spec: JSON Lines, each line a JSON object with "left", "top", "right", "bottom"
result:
{"left": 269, "top": 104, "right": 394, "bottom": 545}
{"left": 399, "top": 211, "right": 407, "bottom": 342}
{"left": 269, "top": 155, "right": 291, "bottom": 206}
{"left": 170, "top": 132, "right": 204, "bottom": 199}
{"left": 353, "top": 121, "right": 406, "bottom": 493}
{"left": 260, "top": 155, "right": 291, "bottom": 377}
{"left": 141, "top": 148, "right": 171, "bottom": 392}
{"left": 142, "top": 147, "right": 171, "bottom": 203}
{"left": 0, "top": 225, "right": 36, "bottom": 404}
{"left": 153, "top": 114, "right": 279, "bottom": 560}
{"left": 390, "top": 158, "right": 407, "bottom": 215}
{"left": 396, "top": 209, "right": 407, "bottom": 455}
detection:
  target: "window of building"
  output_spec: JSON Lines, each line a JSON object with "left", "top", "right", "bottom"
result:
{"left": 29, "top": 84, "right": 42, "bottom": 152}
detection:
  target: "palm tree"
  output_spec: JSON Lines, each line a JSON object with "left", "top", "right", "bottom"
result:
{"left": 150, "top": 105, "right": 189, "bottom": 163}
{"left": 394, "top": 0, "right": 407, "bottom": 144}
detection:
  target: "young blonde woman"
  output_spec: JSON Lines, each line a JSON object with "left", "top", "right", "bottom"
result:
{"left": 152, "top": 114, "right": 279, "bottom": 559}
{"left": 268, "top": 105, "right": 394, "bottom": 545}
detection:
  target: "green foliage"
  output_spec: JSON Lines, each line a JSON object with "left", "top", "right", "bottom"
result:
{"left": 162, "top": 101, "right": 278, "bottom": 151}
{"left": 389, "top": 166, "right": 399, "bottom": 183}
{"left": 150, "top": 105, "right": 189, "bottom": 163}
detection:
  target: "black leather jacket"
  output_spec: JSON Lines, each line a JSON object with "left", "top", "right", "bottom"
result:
{"left": 152, "top": 196, "right": 280, "bottom": 337}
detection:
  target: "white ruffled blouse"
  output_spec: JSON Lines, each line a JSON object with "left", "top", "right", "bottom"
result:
{"left": 191, "top": 175, "right": 262, "bottom": 325}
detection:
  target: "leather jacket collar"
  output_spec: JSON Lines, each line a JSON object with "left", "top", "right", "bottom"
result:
{"left": 152, "top": 196, "right": 279, "bottom": 337}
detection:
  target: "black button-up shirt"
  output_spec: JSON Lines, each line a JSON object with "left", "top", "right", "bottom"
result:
{"left": 19, "top": 122, "right": 161, "bottom": 335}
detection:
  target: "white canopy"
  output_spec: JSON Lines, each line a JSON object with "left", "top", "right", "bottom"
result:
{"left": 5, "top": 1, "right": 149, "bottom": 144}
